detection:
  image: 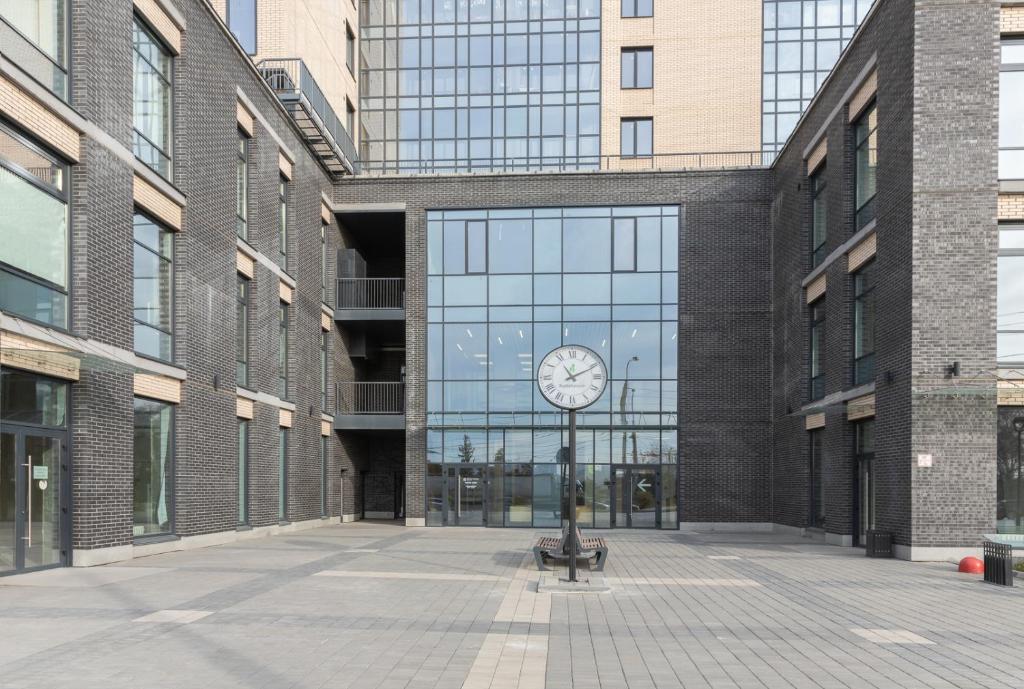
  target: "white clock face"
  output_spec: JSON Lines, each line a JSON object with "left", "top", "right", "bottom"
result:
{"left": 537, "top": 345, "right": 608, "bottom": 410}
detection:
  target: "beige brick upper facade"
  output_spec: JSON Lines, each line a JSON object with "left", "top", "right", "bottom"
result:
{"left": 600, "top": 0, "right": 761, "bottom": 162}
{"left": 213, "top": 0, "right": 359, "bottom": 145}
{"left": 1002, "top": 4, "right": 1024, "bottom": 35}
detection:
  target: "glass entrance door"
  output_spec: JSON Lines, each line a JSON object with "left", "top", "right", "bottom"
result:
{"left": 447, "top": 465, "right": 485, "bottom": 526}
{"left": 0, "top": 429, "right": 66, "bottom": 573}
{"left": 611, "top": 465, "right": 661, "bottom": 529}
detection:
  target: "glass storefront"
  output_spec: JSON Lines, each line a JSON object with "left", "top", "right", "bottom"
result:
{"left": 998, "top": 407, "right": 1024, "bottom": 533}
{"left": 425, "top": 205, "right": 679, "bottom": 528}
{"left": 132, "top": 397, "right": 173, "bottom": 537}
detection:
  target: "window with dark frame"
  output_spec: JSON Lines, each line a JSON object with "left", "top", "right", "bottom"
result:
{"left": 811, "top": 165, "right": 827, "bottom": 268}
{"left": 1001, "top": 39, "right": 1024, "bottom": 182}
{"left": 279, "top": 301, "right": 289, "bottom": 399}
{"left": 321, "top": 223, "right": 328, "bottom": 303}
{"left": 0, "top": 0, "right": 69, "bottom": 99}
{"left": 133, "top": 213, "right": 174, "bottom": 362}
{"left": 238, "top": 419, "right": 249, "bottom": 525}
{"left": 227, "top": 0, "right": 257, "bottom": 54}
{"left": 236, "top": 130, "right": 249, "bottom": 238}
{"left": 809, "top": 297, "right": 825, "bottom": 401}
{"left": 809, "top": 429, "right": 824, "bottom": 528}
{"left": 998, "top": 224, "right": 1024, "bottom": 367}
{"left": 237, "top": 275, "right": 249, "bottom": 387}
{"left": 854, "top": 102, "right": 877, "bottom": 229}
{"left": 621, "top": 117, "right": 653, "bottom": 158}
{"left": 133, "top": 397, "right": 174, "bottom": 537}
{"left": 853, "top": 260, "right": 876, "bottom": 386}
{"left": 320, "top": 330, "right": 329, "bottom": 410}
{"left": 621, "top": 47, "right": 653, "bottom": 89}
{"left": 132, "top": 17, "right": 173, "bottom": 178}
{"left": 346, "top": 22, "right": 356, "bottom": 74}
{"left": 320, "top": 435, "right": 328, "bottom": 517}
{"left": 278, "top": 428, "right": 288, "bottom": 522}
{"left": 0, "top": 122, "right": 69, "bottom": 329}
{"left": 621, "top": 0, "right": 653, "bottom": 18}
{"left": 278, "top": 175, "right": 288, "bottom": 269}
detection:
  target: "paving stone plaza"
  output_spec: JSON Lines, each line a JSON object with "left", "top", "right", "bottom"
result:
{"left": 1, "top": 523, "right": 1023, "bottom": 688}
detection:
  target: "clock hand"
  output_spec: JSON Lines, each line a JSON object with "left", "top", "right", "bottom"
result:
{"left": 564, "top": 362, "right": 600, "bottom": 382}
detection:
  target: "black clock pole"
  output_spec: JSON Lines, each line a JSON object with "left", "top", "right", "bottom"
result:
{"left": 568, "top": 408, "right": 578, "bottom": 582}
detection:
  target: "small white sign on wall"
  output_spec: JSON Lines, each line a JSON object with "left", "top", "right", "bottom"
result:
{"left": 917, "top": 454, "right": 933, "bottom": 468}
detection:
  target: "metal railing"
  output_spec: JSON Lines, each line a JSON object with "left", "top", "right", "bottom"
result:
{"left": 337, "top": 278, "right": 405, "bottom": 310}
{"left": 355, "top": 150, "right": 772, "bottom": 176}
{"left": 256, "top": 58, "right": 360, "bottom": 175}
{"left": 337, "top": 382, "right": 405, "bottom": 415}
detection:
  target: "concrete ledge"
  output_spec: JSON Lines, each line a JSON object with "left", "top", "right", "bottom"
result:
{"left": 826, "top": 532, "right": 854, "bottom": 547}
{"left": 405, "top": 517, "right": 426, "bottom": 527}
{"left": 679, "top": 522, "right": 774, "bottom": 532}
{"left": 72, "top": 516, "right": 341, "bottom": 567}
{"left": 341, "top": 514, "right": 359, "bottom": 523}
{"left": 893, "top": 544, "right": 983, "bottom": 563}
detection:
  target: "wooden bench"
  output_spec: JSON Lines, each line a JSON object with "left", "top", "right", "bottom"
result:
{"left": 533, "top": 526, "right": 608, "bottom": 572}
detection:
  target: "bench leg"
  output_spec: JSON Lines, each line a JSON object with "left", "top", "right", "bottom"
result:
{"left": 592, "top": 547, "right": 607, "bottom": 572}
{"left": 533, "top": 547, "right": 550, "bottom": 572}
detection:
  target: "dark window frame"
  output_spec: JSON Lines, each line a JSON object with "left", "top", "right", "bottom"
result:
{"left": 621, "top": 47, "right": 653, "bottom": 89}
{"left": 132, "top": 396, "right": 175, "bottom": 539}
{"left": 132, "top": 211, "right": 175, "bottom": 363}
{"left": 346, "top": 21, "right": 356, "bottom": 75}
{"left": 321, "top": 223, "right": 328, "bottom": 303}
{"left": 0, "top": 0, "right": 71, "bottom": 100}
{"left": 278, "top": 174, "right": 288, "bottom": 270}
{"left": 226, "top": 0, "right": 258, "bottom": 54}
{"left": 320, "top": 329, "right": 329, "bottom": 411}
{"left": 998, "top": 223, "right": 1024, "bottom": 367}
{"left": 237, "top": 274, "right": 250, "bottom": 388}
{"left": 810, "top": 164, "right": 827, "bottom": 268}
{"left": 238, "top": 419, "right": 249, "bottom": 526}
{"left": 621, "top": 0, "right": 653, "bottom": 18}
{"left": 809, "top": 297, "right": 826, "bottom": 401}
{"left": 0, "top": 119, "right": 70, "bottom": 330}
{"left": 236, "top": 129, "right": 249, "bottom": 239}
{"left": 320, "top": 435, "right": 328, "bottom": 517}
{"left": 132, "top": 15, "right": 174, "bottom": 179}
{"left": 279, "top": 427, "right": 288, "bottom": 522}
{"left": 853, "top": 101, "right": 877, "bottom": 230}
{"left": 279, "top": 301, "right": 289, "bottom": 399}
{"left": 852, "top": 259, "right": 876, "bottom": 386}
{"left": 620, "top": 117, "right": 653, "bottom": 159}
{"left": 1000, "top": 38, "right": 1024, "bottom": 182}
{"left": 809, "top": 428, "right": 824, "bottom": 529}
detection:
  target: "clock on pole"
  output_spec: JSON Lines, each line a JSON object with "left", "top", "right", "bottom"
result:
{"left": 537, "top": 345, "right": 608, "bottom": 581}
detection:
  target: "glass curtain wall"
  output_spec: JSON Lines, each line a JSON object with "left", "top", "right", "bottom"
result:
{"left": 762, "top": 0, "right": 873, "bottom": 155}
{"left": 359, "top": 0, "right": 602, "bottom": 173}
{"left": 426, "top": 205, "right": 679, "bottom": 528}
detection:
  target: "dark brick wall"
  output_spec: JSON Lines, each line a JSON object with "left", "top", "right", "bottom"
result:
{"left": 332, "top": 169, "right": 775, "bottom": 524}
{"left": 58, "top": 0, "right": 348, "bottom": 550}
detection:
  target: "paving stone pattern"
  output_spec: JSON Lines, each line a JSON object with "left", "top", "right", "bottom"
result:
{"left": 1, "top": 524, "right": 1023, "bottom": 688}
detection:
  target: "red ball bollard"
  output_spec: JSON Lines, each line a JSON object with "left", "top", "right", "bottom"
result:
{"left": 958, "top": 556, "right": 984, "bottom": 574}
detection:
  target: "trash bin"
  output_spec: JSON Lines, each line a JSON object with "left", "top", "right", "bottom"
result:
{"left": 983, "top": 541, "right": 1014, "bottom": 586}
{"left": 865, "top": 530, "right": 894, "bottom": 558}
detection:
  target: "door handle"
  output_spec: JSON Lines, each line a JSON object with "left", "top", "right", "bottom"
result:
{"left": 25, "top": 454, "right": 32, "bottom": 547}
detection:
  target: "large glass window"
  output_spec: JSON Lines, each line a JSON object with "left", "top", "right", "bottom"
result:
{"left": 237, "top": 131, "right": 249, "bottom": 238}
{"left": 346, "top": 22, "right": 355, "bottom": 74}
{"left": 0, "top": 0, "right": 68, "bottom": 98}
{"left": 621, "top": 48, "right": 653, "bottom": 89}
{"left": 133, "top": 397, "right": 173, "bottom": 537}
{"left": 426, "top": 205, "right": 679, "bottom": 528}
{"left": 238, "top": 420, "right": 249, "bottom": 525}
{"left": 359, "top": 1, "right": 601, "bottom": 172}
{"left": 321, "top": 330, "right": 329, "bottom": 410}
{"left": 998, "top": 408, "right": 1024, "bottom": 533}
{"left": 999, "top": 225, "right": 1024, "bottom": 367}
{"left": 1001, "top": 40, "right": 1024, "bottom": 182}
{"left": 279, "top": 302, "right": 289, "bottom": 399}
{"left": 853, "top": 260, "right": 875, "bottom": 385}
{"left": 621, "top": 0, "right": 653, "bottom": 18}
{"left": 761, "top": 0, "right": 872, "bottom": 155}
{"left": 320, "top": 435, "right": 328, "bottom": 516}
{"left": 621, "top": 118, "right": 653, "bottom": 158}
{"left": 227, "top": 0, "right": 256, "bottom": 54}
{"left": 133, "top": 213, "right": 173, "bottom": 361}
{"left": 237, "top": 276, "right": 249, "bottom": 387}
{"left": 854, "top": 103, "right": 877, "bottom": 229}
{"left": 811, "top": 166, "right": 827, "bottom": 267}
{"left": 810, "top": 298, "right": 825, "bottom": 401}
{"left": 0, "top": 122, "right": 68, "bottom": 328}
{"left": 1, "top": 369, "right": 67, "bottom": 427}
{"left": 278, "top": 429, "right": 288, "bottom": 521}
{"left": 133, "top": 18, "right": 173, "bottom": 178}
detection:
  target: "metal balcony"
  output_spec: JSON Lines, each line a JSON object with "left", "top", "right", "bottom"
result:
{"left": 335, "top": 278, "right": 405, "bottom": 321}
{"left": 256, "top": 58, "right": 359, "bottom": 176}
{"left": 335, "top": 382, "right": 405, "bottom": 431}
